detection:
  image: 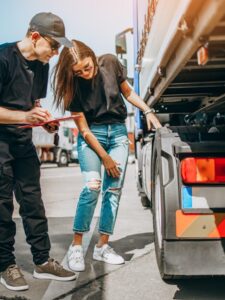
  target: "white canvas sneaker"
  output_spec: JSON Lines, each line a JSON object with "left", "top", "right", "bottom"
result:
{"left": 93, "top": 244, "right": 125, "bottom": 265}
{"left": 67, "top": 245, "right": 85, "bottom": 272}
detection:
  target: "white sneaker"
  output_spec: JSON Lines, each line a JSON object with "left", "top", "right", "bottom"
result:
{"left": 67, "top": 245, "right": 85, "bottom": 272}
{"left": 93, "top": 244, "right": 125, "bottom": 265}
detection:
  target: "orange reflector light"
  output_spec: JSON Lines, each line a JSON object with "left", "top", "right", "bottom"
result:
{"left": 181, "top": 158, "right": 225, "bottom": 183}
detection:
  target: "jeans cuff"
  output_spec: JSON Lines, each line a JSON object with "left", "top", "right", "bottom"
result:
{"left": 73, "top": 229, "right": 89, "bottom": 234}
{"left": 99, "top": 230, "right": 113, "bottom": 235}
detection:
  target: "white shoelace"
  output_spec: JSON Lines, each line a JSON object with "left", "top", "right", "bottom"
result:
{"left": 71, "top": 248, "right": 84, "bottom": 263}
{"left": 102, "top": 246, "right": 117, "bottom": 257}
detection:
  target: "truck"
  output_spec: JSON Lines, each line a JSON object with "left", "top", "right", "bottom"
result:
{"left": 116, "top": 0, "right": 225, "bottom": 279}
{"left": 32, "top": 120, "right": 78, "bottom": 167}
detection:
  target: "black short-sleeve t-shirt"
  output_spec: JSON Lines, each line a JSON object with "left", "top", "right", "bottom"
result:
{"left": 68, "top": 54, "right": 127, "bottom": 125}
{"left": 0, "top": 42, "right": 49, "bottom": 142}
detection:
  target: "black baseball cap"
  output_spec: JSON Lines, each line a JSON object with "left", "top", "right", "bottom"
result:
{"left": 29, "top": 12, "right": 72, "bottom": 48}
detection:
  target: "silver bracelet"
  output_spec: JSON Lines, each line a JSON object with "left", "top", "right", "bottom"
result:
{"left": 143, "top": 108, "right": 155, "bottom": 115}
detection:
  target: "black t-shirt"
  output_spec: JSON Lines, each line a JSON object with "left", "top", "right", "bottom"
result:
{"left": 0, "top": 42, "right": 49, "bottom": 143}
{"left": 68, "top": 54, "right": 127, "bottom": 125}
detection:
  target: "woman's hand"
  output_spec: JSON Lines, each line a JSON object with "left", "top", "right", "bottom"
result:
{"left": 145, "top": 112, "right": 162, "bottom": 131}
{"left": 101, "top": 154, "right": 121, "bottom": 178}
{"left": 73, "top": 112, "right": 121, "bottom": 178}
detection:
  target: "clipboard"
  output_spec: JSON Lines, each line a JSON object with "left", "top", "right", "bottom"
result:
{"left": 19, "top": 116, "right": 80, "bottom": 129}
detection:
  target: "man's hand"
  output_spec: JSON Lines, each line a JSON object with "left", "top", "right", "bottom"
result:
{"left": 25, "top": 107, "right": 51, "bottom": 124}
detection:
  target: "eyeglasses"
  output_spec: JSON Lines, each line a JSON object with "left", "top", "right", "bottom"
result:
{"left": 42, "top": 36, "right": 61, "bottom": 51}
{"left": 74, "top": 65, "right": 94, "bottom": 77}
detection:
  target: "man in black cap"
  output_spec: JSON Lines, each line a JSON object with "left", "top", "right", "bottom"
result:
{"left": 0, "top": 12, "right": 76, "bottom": 291}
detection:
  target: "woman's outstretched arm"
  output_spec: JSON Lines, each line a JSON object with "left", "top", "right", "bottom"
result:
{"left": 120, "top": 80, "right": 162, "bottom": 130}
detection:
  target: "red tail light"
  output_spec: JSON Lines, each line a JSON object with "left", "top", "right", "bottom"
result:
{"left": 181, "top": 158, "right": 225, "bottom": 184}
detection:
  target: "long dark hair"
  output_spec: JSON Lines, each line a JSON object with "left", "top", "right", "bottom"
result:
{"left": 52, "top": 39, "right": 98, "bottom": 110}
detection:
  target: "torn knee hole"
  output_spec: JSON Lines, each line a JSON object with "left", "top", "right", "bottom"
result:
{"left": 87, "top": 179, "right": 101, "bottom": 191}
{"left": 107, "top": 187, "right": 121, "bottom": 194}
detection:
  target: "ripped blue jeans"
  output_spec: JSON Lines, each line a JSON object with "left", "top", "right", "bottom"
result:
{"left": 74, "top": 123, "right": 129, "bottom": 235}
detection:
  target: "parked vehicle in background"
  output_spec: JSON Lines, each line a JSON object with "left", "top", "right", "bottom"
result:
{"left": 71, "top": 141, "right": 79, "bottom": 163}
{"left": 116, "top": 0, "right": 225, "bottom": 279}
{"left": 32, "top": 120, "right": 78, "bottom": 167}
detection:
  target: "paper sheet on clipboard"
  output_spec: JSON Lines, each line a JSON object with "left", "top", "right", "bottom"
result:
{"left": 19, "top": 116, "right": 80, "bottom": 129}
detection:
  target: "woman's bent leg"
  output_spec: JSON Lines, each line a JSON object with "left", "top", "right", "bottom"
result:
{"left": 73, "top": 135, "right": 102, "bottom": 233}
{"left": 99, "top": 125, "right": 129, "bottom": 235}
{"left": 68, "top": 135, "right": 102, "bottom": 271}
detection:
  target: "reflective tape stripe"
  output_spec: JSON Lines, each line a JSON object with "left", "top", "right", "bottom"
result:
{"left": 182, "top": 186, "right": 192, "bottom": 208}
{"left": 208, "top": 218, "right": 225, "bottom": 238}
{"left": 176, "top": 210, "right": 199, "bottom": 237}
{"left": 182, "top": 186, "right": 225, "bottom": 209}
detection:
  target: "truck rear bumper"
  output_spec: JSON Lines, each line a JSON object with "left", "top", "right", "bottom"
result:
{"left": 164, "top": 240, "right": 225, "bottom": 276}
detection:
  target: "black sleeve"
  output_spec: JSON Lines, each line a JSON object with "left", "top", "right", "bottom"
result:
{"left": 114, "top": 56, "right": 127, "bottom": 84}
{"left": 38, "top": 63, "right": 49, "bottom": 99}
{"left": 99, "top": 54, "right": 127, "bottom": 85}
{"left": 67, "top": 96, "right": 83, "bottom": 112}
{"left": 0, "top": 57, "right": 8, "bottom": 98}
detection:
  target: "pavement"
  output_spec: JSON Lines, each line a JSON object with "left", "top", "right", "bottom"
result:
{"left": 0, "top": 164, "right": 154, "bottom": 300}
{"left": 1, "top": 164, "right": 225, "bottom": 300}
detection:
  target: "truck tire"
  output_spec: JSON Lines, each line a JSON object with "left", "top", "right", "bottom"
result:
{"left": 152, "top": 151, "right": 173, "bottom": 280}
{"left": 57, "top": 151, "right": 68, "bottom": 167}
{"left": 141, "top": 196, "right": 151, "bottom": 208}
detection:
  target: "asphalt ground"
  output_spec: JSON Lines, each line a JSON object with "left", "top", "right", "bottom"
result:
{"left": 1, "top": 164, "right": 225, "bottom": 300}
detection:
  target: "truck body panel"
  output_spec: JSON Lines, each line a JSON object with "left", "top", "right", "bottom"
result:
{"left": 129, "top": 0, "right": 225, "bottom": 278}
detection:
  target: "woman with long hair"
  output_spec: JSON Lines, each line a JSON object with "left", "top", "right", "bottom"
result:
{"left": 53, "top": 40, "right": 161, "bottom": 272}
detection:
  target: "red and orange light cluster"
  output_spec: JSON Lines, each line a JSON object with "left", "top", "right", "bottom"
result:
{"left": 181, "top": 157, "right": 225, "bottom": 184}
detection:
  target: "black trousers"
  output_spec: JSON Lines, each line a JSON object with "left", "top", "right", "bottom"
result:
{"left": 0, "top": 140, "right": 50, "bottom": 272}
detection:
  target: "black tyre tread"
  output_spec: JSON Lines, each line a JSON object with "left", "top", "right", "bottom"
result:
{"left": 152, "top": 148, "right": 166, "bottom": 279}
{"left": 57, "top": 152, "right": 68, "bottom": 167}
{"left": 141, "top": 196, "right": 151, "bottom": 208}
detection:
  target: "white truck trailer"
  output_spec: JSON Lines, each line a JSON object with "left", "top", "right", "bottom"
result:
{"left": 32, "top": 121, "right": 77, "bottom": 167}
{"left": 117, "top": 0, "right": 225, "bottom": 279}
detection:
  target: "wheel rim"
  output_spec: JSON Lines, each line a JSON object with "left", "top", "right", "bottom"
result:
{"left": 60, "top": 154, "right": 67, "bottom": 164}
{"left": 155, "top": 173, "right": 162, "bottom": 249}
